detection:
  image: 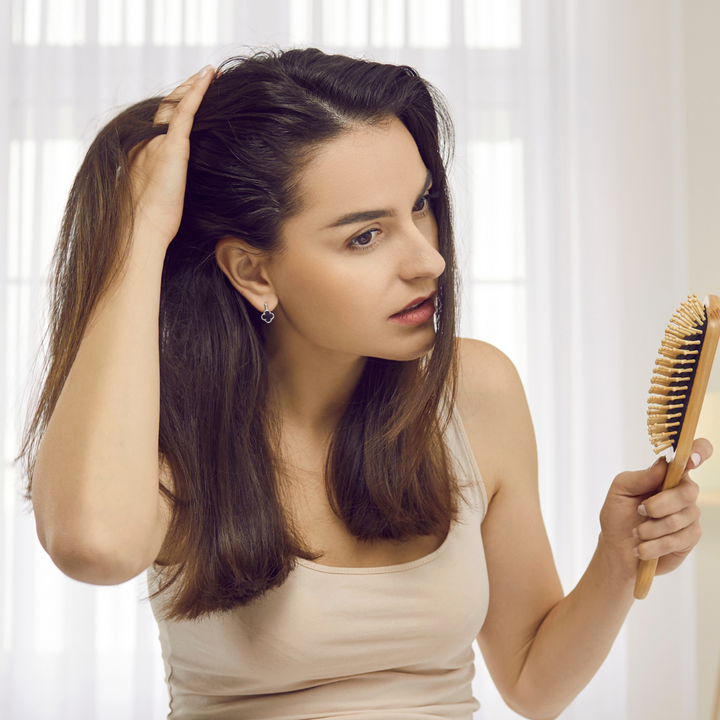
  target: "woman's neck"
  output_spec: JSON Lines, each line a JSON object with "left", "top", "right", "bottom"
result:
{"left": 265, "top": 328, "right": 367, "bottom": 438}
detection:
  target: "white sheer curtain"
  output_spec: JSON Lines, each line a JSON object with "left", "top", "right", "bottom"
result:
{"left": 0, "top": 1, "right": 694, "bottom": 718}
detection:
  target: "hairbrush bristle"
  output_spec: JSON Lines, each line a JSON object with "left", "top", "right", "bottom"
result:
{"left": 647, "top": 294, "right": 707, "bottom": 453}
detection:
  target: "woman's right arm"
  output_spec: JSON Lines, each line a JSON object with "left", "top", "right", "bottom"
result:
{"left": 31, "top": 66, "right": 214, "bottom": 586}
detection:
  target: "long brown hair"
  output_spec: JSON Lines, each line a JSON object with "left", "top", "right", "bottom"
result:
{"left": 18, "top": 48, "right": 469, "bottom": 621}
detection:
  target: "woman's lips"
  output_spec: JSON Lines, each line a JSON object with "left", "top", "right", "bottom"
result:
{"left": 392, "top": 292, "right": 436, "bottom": 317}
{"left": 388, "top": 296, "right": 436, "bottom": 325}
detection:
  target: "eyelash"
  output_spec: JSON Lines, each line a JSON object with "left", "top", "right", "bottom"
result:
{"left": 347, "top": 191, "right": 440, "bottom": 253}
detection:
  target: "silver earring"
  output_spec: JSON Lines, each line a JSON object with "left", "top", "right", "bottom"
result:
{"left": 261, "top": 302, "right": 275, "bottom": 324}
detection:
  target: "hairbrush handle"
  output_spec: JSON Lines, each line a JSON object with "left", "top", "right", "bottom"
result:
{"left": 633, "top": 455, "right": 689, "bottom": 598}
{"left": 634, "top": 294, "right": 720, "bottom": 600}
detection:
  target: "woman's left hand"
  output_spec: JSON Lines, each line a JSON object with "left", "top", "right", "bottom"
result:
{"left": 599, "top": 438, "right": 713, "bottom": 579}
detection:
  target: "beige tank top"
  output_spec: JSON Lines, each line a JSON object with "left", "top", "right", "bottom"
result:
{"left": 146, "top": 401, "right": 490, "bottom": 719}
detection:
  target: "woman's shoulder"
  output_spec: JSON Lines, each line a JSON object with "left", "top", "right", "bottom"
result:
{"left": 456, "top": 337, "right": 525, "bottom": 407}
{"left": 455, "top": 337, "right": 534, "bottom": 504}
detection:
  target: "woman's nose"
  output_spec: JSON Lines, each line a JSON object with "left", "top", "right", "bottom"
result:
{"left": 397, "top": 221, "right": 445, "bottom": 279}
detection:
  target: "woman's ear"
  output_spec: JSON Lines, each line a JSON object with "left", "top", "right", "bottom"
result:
{"left": 214, "top": 237, "right": 277, "bottom": 312}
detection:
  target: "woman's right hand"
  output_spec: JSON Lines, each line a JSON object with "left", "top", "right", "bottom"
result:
{"left": 128, "top": 65, "right": 215, "bottom": 249}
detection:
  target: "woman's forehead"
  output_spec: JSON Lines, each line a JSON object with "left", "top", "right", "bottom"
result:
{"left": 290, "top": 118, "right": 428, "bottom": 226}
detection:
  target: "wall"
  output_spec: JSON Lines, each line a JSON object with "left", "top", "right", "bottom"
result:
{"left": 609, "top": 1, "right": 719, "bottom": 717}
{"left": 684, "top": 0, "right": 720, "bottom": 357}
{"left": 684, "top": 1, "right": 720, "bottom": 717}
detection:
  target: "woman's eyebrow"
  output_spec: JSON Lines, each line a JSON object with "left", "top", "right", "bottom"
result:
{"left": 324, "top": 168, "right": 433, "bottom": 229}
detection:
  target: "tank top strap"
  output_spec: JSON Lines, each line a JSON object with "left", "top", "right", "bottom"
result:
{"left": 445, "top": 399, "right": 489, "bottom": 522}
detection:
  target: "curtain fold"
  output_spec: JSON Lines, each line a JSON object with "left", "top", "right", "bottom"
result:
{"left": 0, "top": 2, "right": 693, "bottom": 718}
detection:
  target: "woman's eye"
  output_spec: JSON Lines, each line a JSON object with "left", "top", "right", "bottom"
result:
{"left": 348, "top": 192, "right": 438, "bottom": 252}
{"left": 413, "top": 190, "right": 439, "bottom": 214}
{"left": 348, "top": 228, "right": 380, "bottom": 252}
{"left": 413, "top": 195, "right": 429, "bottom": 213}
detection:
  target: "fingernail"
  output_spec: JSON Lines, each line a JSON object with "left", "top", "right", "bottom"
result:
{"left": 633, "top": 547, "right": 639, "bottom": 557}
{"left": 198, "top": 64, "right": 213, "bottom": 79}
{"left": 638, "top": 504, "right": 647, "bottom": 516}
{"left": 691, "top": 452, "right": 701, "bottom": 468}
{"left": 632, "top": 527, "right": 638, "bottom": 538}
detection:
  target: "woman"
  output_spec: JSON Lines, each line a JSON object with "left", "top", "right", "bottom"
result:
{"left": 21, "top": 48, "right": 710, "bottom": 719}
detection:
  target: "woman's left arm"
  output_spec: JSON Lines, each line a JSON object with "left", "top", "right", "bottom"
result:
{"left": 511, "top": 446, "right": 709, "bottom": 720}
{"left": 462, "top": 339, "right": 711, "bottom": 720}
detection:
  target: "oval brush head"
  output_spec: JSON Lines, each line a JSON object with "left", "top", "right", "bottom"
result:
{"left": 635, "top": 293, "right": 720, "bottom": 600}
{"left": 647, "top": 295, "right": 708, "bottom": 455}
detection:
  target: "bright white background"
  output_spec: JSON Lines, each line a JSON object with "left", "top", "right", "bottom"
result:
{"left": 1, "top": 1, "right": 719, "bottom": 718}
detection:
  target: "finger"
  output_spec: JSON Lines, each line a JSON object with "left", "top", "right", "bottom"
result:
{"left": 635, "top": 503, "right": 701, "bottom": 541}
{"left": 164, "top": 65, "right": 215, "bottom": 138}
{"left": 639, "top": 475, "right": 699, "bottom": 518}
{"left": 154, "top": 65, "right": 214, "bottom": 126}
{"left": 613, "top": 456, "right": 667, "bottom": 499}
{"left": 634, "top": 521, "right": 702, "bottom": 561}
{"left": 687, "top": 437, "right": 713, "bottom": 469}
{"left": 155, "top": 67, "right": 208, "bottom": 116}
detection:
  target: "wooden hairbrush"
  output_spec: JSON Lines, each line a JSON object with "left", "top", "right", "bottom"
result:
{"left": 635, "top": 294, "right": 720, "bottom": 600}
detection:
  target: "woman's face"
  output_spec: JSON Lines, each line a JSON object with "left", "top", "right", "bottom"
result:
{"left": 261, "top": 115, "right": 446, "bottom": 363}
